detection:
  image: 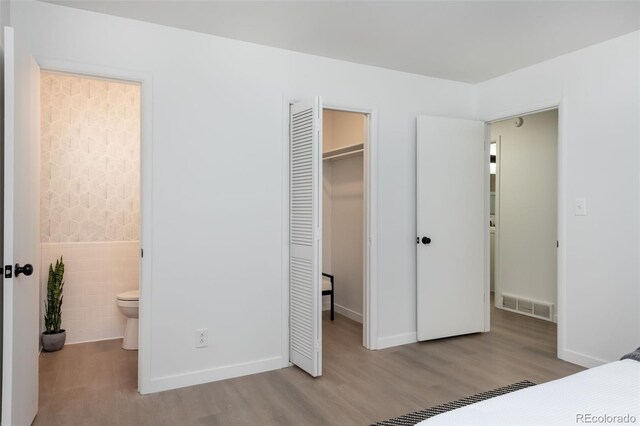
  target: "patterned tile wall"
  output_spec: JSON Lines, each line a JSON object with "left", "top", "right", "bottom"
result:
{"left": 40, "top": 72, "right": 141, "bottom": 243}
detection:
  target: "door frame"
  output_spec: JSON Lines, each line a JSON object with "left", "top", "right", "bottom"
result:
{"left": 484, "top": 100, "right": 565, "bottom": 360}
{"left": 33, "top": 57, "right": 154, "bottom": 393}
{"left": 281, "top": 99, "right": 379, "bottom": 364}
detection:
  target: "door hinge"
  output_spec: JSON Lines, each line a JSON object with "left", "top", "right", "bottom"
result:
{"left": 141, "top": 248, "right": 144, "bottom": 258}
{"left": 4, "top": 265, "right": 12, "bottom": 279}
{"left": 314, "top": 340, "right": 321, "bottom": 352}
{"left": 557, "top": 240, "right": 559, "bottom": 248}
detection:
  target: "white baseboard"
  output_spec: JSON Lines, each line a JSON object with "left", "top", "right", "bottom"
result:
{"left": 560, "top": 349, "right": 607, "bottom": 368}
{"left": 143, "top": 356, "right": 284, "bottom": 394}
{"left": 335, "top": 304, "right": 363, "bottom": 323}
{"left": 323, "top": 300, "right": 363, "bottom": 323}
{"left": 65, "top": 335, "right": 124, "bottom": 345}
{"left": 377, "top": 332, "right": 417, "bottom": 350}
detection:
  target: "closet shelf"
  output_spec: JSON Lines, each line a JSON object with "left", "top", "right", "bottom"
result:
{"left": 323, "top": 143, "right": 364, "bottom": 161}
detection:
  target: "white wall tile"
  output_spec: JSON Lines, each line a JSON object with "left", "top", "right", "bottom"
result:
{"left": 41, "top": 242, "right": 140, "bottom": 344}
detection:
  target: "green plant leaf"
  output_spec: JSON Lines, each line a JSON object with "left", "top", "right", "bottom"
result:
{"left": 44, "top": 256, "right": 65, "bottom": 334}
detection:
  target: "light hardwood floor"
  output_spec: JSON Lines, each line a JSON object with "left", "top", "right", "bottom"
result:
{"left": 36, "top": 301, "right": 583, "bottom": 425}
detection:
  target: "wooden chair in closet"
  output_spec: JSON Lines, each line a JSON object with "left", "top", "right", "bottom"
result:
{"left": 322, "top": 273, "right": 335, "bottom": 321}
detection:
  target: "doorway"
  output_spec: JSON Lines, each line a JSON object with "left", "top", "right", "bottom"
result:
{"left": 4, "top": 32, "right": 153, "bottom": 424}
{"left": 37, "top": 70, "right": 143, "bottom": 390}
{"left": 321, "top": 108, "right": 367, "bottom": 355}
{"left": 489, "top": 109, "right": 559, "bottom": 325}
{"left": 287, "top": 99, "right": 377, "bottom": 378}
{"left": 414, "top": 109, "right": 561, "bottom": 354}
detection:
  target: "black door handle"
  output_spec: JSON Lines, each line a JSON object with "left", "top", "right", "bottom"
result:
{"left": 421, "top": 237, "right": 431, "bottom": 245}
{"left": 15, "top": 263, "right": 33, "bottom": 277}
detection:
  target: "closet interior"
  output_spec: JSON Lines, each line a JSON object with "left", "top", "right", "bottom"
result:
{"left": 322, "top": 109, "right": 366, "bottom": 327}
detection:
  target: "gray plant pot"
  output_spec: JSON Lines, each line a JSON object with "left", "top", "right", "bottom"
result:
{"left": 42, "top": 330, "right": 66, "bottom": 352}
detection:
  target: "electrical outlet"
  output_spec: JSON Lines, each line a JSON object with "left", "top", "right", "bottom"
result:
{"left": 575, "top": 198, "right": 587, "bottom": 216}
{"left": 195, "top": 328, "right": 208, "bottom": 348}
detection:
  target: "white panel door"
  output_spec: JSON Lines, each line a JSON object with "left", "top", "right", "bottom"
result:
{"left": 289, "top": 98, "right": 322, "bottom": 377}
{"left": 3, "top": 27, "right": 41, "bottom": 426}
{"left": 416, "top": 115, "right": 486, "bottom": 341}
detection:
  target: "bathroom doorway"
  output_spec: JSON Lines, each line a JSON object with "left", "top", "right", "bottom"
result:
{"left": 38, "top": 70, "right": 143, "bottom": 389}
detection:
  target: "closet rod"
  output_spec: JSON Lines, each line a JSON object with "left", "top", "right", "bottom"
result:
{"left": 323, "top": 149, "right": 364, "bottom": 161}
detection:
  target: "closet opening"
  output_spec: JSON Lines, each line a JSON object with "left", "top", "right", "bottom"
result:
{"left": 322, "top": 108, "right": 368, "bottom": 352}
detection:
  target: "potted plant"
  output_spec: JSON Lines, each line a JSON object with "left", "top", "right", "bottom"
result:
{"left": 42, "top": 257, "right": 66, "bottom": 352}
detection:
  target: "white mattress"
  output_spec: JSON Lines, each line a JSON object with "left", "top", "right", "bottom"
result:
{"left": 421, "top": 359, "right": 640, "bottom": 425}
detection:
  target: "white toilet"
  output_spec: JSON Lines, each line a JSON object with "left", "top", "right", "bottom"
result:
{"left": 116, "top": 290, "right": 139, "bottom": 350}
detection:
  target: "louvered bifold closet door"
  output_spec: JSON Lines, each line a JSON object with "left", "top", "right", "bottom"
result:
{"left": 289, "top": 98, "right": 322, "bottom": 377}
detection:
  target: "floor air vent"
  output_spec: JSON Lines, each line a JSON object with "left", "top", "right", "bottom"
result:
{"left": 501, "top": 293, "right": 554, "bottom": 322}
{"left": 533, "top": 303, "right": 552, "bottom": 320}
{"left": 502, "top": 295, "right": 517, "bottom": 310}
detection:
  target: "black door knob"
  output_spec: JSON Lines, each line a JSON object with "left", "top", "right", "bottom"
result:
{"left": 421, "top": 237, "right": 431, "bottom": 245}
{"left": 15, "top": 263, "right": 33, "bottom": 277}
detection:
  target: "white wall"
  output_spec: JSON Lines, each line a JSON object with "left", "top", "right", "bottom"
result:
{"left": 476, "top": 31, "right": 640, "bottom": 366}
{"left": 327, "top": 153, "right": 364, "bottom": 323}
{"left": 493, "top": 109, "right": 558, "bottom": 317}
{"left": 14, "top": 0, "right": 475, "bottom": 392}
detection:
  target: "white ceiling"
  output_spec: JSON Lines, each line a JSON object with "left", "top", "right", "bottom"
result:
{"left": 42, "top": 0, "right": 640, "bottom": 83}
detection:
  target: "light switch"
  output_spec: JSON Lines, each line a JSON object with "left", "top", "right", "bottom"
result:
{"left": 575, "top": 198, "right": 587, "bottom": 216}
